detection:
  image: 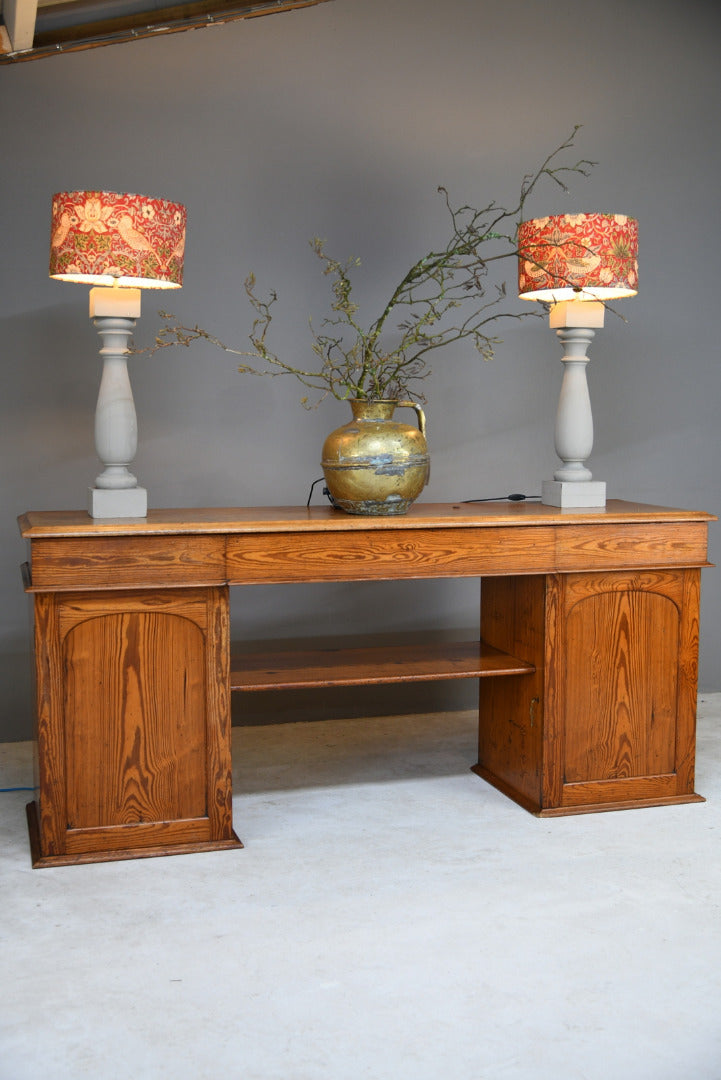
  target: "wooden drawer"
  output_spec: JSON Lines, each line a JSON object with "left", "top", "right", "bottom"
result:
{"left": 554, "top": 522, "right": 710, "bottom": 571}
{"left": 28, "top": 535, "right": 227, "bottom": 590}
{"left": 225, "top": 526, "right": 561, "bottom": 583}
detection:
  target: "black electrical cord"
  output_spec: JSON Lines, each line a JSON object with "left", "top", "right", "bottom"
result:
{"left": 460, "top": 493, "right": 541, "bottom": 503}
{"left": 307, "top": 479, "right": 541, "bottom": 507}
{"left": 307, "top": 477, "right": 338, "bottom": 508}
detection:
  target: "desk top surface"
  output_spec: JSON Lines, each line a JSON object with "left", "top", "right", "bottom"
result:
{"left": 18, "top": 500, "right": 716, "bottom": 539}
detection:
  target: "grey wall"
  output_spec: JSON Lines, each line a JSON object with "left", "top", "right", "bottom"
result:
{"left": 1, "top": 0, "right": 720, "bottom": 740}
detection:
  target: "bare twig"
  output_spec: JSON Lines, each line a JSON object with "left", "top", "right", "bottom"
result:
{"left": 140, "top": 126, "right": 594, "bottom": 404}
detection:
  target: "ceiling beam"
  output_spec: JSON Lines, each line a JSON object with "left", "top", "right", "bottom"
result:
{"left": 0, "top": 0, "right": 332, "bottom": 61}
{"left": 3, "top": 0, "right": 39, "bottom": 50}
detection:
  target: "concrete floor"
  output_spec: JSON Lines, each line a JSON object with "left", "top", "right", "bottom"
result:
{"left": 1, "top": 696, "right": 720, "bottom": 1080}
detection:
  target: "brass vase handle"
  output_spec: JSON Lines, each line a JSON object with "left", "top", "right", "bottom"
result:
{"left": 396, "top": 400, "right": 427, "bottom": 438}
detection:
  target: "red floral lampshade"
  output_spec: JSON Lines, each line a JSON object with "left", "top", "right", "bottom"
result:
{"left": 49, "top": 190, "right": 186, "bottom": 289}
{"left": 518, "top": 213, "right": 638, "bottom": 302}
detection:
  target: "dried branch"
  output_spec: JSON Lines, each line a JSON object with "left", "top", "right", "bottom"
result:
{"left": 140, "top": 126, "right": 594, "bottom": 404}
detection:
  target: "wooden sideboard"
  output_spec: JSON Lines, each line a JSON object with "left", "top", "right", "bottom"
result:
{"left": 18, "top": 500, "right": 714, "bottom": 867}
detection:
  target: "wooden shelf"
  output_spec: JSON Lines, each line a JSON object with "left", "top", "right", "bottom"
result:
{"left": 230, "top": 639, "right": 534, "bottom": 692}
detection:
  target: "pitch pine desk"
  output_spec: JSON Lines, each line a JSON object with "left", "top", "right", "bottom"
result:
{"left": 19, "top": 501, "right": 713, "bottom": 867}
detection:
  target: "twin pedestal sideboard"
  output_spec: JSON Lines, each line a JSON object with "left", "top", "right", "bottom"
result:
{"left": 18, "top": 500, "right": 714, "bottom": 867}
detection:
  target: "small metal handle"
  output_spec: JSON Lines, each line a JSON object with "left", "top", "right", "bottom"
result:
{"left": 396, "top": 400, "right": 426, "bottom": 438}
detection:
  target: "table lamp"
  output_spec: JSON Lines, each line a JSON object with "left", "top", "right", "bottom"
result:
{"left": 49, "top": 190, "right": 186, "bottom": 518}
{"left": 518, "top": 212, "right": 638, "bottom": 507}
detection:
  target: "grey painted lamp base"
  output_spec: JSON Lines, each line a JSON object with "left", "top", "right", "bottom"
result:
{"left": 87, "top": 289, "right": 148, "bottom": 521}
{"left": 89, "top": 486, "right": 148, "bottom": 518}
{"left": 542, "top": 301, "right": 607, "bottom": 510}
{"left": 542, "top": 479, "right": 606, "bottom": 508}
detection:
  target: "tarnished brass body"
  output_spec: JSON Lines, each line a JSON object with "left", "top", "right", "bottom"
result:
{"left": 321, "top": 399, "right": 430, "bottom": 515}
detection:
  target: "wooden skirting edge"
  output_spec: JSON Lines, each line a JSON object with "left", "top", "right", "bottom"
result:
{"left": 26, "top": 802, "right": 243, "bottom": 868}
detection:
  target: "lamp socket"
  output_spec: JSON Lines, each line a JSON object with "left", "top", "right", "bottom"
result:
{"left": 549, "top": 299, "right": 605, "bottom": 329}
{"left": 89, "top": 286, "right": 141, "bottom": 319}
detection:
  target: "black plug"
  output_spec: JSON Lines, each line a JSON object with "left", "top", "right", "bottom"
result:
{"left": 460, "top": 492, "right": 539, "bottom": 504}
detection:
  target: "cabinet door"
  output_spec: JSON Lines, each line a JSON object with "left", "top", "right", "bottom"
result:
{"left": 555, "top": 569, "right": 702, "bottom": 813}
{"left": 30, "top": 587, "right": 240, "bottom": 866}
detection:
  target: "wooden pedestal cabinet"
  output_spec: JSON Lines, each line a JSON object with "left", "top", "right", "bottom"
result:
{"left": 477, "top": 569, "right": 702, "bottom": 815}
{"left": 27, "top": 585, "right": 241, "bottom": 866}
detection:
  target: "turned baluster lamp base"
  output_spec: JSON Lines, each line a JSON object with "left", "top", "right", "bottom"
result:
{"left": 87, "top": 286, "right": 148, "bottom": 519}
{"left": 542, "top": 299, "right": 606, "bottom": 508}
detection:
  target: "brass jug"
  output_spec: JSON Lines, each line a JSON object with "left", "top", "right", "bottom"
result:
{"left": 321, "top": 399, "right": 430, "bottom": 515}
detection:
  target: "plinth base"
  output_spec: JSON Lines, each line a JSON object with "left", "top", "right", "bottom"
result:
{"left": 27, "top": 802, "right": 243, "bottom": 867}
{"left": 89, "top": 485, "right": 147, "bottom": 518}
{"left": 542, "top": 479, "right": 606, "bottom": 508}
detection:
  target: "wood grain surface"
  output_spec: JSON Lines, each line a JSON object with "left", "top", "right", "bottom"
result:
{"left": 63, "top": 609, "right": 207, "bottom": 832}
{"left": 18, "top": 500, "right": 716, "bottom": 538}
{"left": 231, "top": 640, "right": 534, "bottom": 691}
{"left": 475, "top": 567, "right": 705, "bottom": 815}
{"left": 20, "top": 502, "right": 713, "bottom": 862}
{"left": 28, "top": 535, "right": 227, "bottom": 590}
{"left": 21, "top": 504, "right": 711, "bottom": 591}
{"left": 29, "top": 586, "right": 239, "bottom": 865}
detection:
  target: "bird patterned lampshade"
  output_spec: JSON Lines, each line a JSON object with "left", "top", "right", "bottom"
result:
{"left": 49, "top": 190, "right": 186, "bottom": 289}
{"left": 518, "top": 212, "right": 638, "bottom": 303}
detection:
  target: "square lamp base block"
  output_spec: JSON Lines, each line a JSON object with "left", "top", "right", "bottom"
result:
{"left": 88, "top": 486, "right": 148, "bottom": 519}
{"left": 542, "top": 480, "right": 606, "bottom": 508}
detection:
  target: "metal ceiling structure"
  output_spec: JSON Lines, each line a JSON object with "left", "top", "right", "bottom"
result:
{"left": 0, "top": 0, "right": 331, "bottom": 62}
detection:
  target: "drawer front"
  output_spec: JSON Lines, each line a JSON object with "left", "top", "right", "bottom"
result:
{"left": 29, "top": 535, "right": 227, "bottom": 590}
{"left": 554, "top": 523, "right": 709, "bottom": 571}
{"left": 225, "top": 527, "right": 559, "bottom": 583}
